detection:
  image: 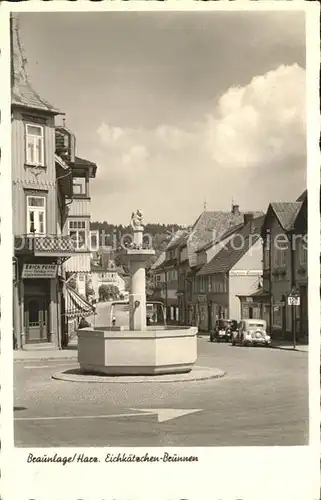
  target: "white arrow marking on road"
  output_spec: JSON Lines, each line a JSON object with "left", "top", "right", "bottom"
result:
{"left": 131, "top": 408, "right": 202, "bottom": 422}
{"left": 15, "top": 409, "right": 202, "bottom": 423}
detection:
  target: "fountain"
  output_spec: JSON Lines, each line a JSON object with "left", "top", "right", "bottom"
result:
{"left": 77, "top": 210, "right": 198, "bottom": 375}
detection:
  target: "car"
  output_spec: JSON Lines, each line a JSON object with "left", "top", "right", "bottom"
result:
{"left": 232, "top": 319, "right": 271, "bottom": 347}
{"left": 210, "top": 319, "right": 238, "bottom": 343}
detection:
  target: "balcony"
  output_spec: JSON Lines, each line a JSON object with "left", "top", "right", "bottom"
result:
{"left": 14, "top": 234, "right": 76, "bottom": 257}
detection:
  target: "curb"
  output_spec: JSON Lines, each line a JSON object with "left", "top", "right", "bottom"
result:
{"left": 52, "top": 367, "right": 227, "bottom": 384}
{"left": 271, "top": 346, "right": 308, "bottom": 353}
{"left": 14, "top": 355, "right": 78, "bottom": 362}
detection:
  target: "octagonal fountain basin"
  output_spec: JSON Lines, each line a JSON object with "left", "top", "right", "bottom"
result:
{"left": 77, "top": 326, "right": 198, "bottom": 376}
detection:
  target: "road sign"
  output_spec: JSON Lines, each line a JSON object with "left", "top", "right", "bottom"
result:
{"left": 289, "top": 286, "right": 300, "bottom": 298}
{"left": 288, "top": 296, "right": 300, "bottom": 306}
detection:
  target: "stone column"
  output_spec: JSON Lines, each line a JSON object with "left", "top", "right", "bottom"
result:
{"left": 49, "top": 278, "right": 58, "bottom": 346}
{"left": 13, "top": 280, "right": 21, "bottom": 349}
{"left": 129, "top": 260, "right": 146, "bottom": 331}
{"left": 20, "top": 279, "right": 25, "bottom": 347}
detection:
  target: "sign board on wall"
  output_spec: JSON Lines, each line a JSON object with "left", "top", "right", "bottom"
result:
{"left": 230, "top": 270, "right": 262, "bottom": 277}
{"left": 288, "top": 296, "right": 300, "bottom": 306}
{"left": 22, "top": 264, "right": 58, "bottom": 279}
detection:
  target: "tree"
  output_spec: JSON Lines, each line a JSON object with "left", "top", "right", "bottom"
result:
{"left": 98, "top": 284, "right": 120, "bottom": 301}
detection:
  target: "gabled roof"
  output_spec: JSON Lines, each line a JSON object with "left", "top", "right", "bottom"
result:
{"left": 188, "top": 210, "right": 263, "bottom": 266}
{"left": 198, "top": 215, "right": 265, "bottom": 276}
{"left": 296, "top": 190, "right": 307, "bottom": 202}
{"left": 196, "top": 221, "right": 244, "bottom": 253}
{"left": 166, "top": 230, "right": 189, "bottom": 250}
{"left": 11, "top": 17, "right": 62, "bottom": 115}
{"left": 268, "top": 202, "right": 302, "bottom": 231}
{"left": 151, "top": 252, "right": 166, "bottom": 271}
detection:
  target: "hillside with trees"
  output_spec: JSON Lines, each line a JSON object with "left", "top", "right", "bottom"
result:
{"left": 90, "top": 221, "right": 185, "bottom": 256}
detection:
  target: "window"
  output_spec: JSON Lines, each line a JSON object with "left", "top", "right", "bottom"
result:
{"left": 72, "top": 177, "right": 87, "bottom": 196}
{"left": 90, "top": 230, "right": 99, "bottom": 251}
{"left": 26, "top": 124, "right": 44, "bottom": 165}
{"left": 299, "top": 238, "right": 307, "bottom": 265}
{"left": 275, "top": 248, "right": 287, "bottom": 267}
{"left": 263, "top": 247, "right": 270, "bottom": 269}
{"left": 27, "top": 196, "right": 46, "bottom": 234}
{"left": 68, "top": 219, "right": 87, "bottom": 250}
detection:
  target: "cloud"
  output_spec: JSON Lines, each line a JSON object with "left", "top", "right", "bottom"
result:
{"left": 206, "top": 64, "right": 306, "bottom": 168}
{"left": 92, "top": 64, "right": 306, "bottom": 222}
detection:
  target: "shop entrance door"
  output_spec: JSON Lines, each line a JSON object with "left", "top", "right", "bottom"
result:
{"left": 25, "top": 297, "right": 49, "bottom": 343}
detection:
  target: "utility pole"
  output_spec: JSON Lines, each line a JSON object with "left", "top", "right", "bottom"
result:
{"left": 289, "top": 230, "right": 297, "bottom": 350}
{"left": 266, "top": 229, "right": 273, "bottom": 335}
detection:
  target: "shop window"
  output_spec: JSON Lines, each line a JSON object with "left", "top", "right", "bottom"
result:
{"left": 68, "top": 219, "right": 87, "bottom": 250}
{"left": 26, "top": 195, "right": 46, "bottom": 234}
{"left": 26, "top": 124, "right": 44, "bottom": 166}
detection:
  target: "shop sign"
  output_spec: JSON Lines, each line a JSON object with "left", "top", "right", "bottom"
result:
{"left": 22, "top": 264, "right": 58, "bottom": 279}
{"left": 246, "top": 297, "right": 253, "bottom": 303}
{"left": 197, "top": 294, "right": 207, "bottom": 302}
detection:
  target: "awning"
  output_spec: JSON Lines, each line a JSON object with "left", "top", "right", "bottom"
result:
{"left": 64, "top": 284, "right": 95, "bottom": 319}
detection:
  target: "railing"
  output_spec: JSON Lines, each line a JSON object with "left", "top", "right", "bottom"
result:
{"left": 14, "top": 234, "right": 76, "bottom": 255}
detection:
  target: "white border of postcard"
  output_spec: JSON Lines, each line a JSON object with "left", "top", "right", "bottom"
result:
{"left": 0, "top": 1, "right": 320, "bottom": 499}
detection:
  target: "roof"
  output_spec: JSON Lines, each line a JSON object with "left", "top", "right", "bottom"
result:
{"left": 188, "top": 210, "right": 263, "bottom": 266}
{"left": 198, "top": 215, "right": 265, "bottom": 276}
{"left": 11, "top": 17, "right": 62, "bottom": 115}
{"left": 269, "top": 202, "right": 302, "bottom": 231}
{"left": 296, "top": 190, "right": 307, "bottom": 202}
{"left": 151, "top": 252, "right": 166, "bottom": 271}
{"left": 74, "top": 156, "right": 97, "bottom": 178}
{"left": 156, "top": 257, "right": 177, "bottom": 271}
{"left": 196, "top": 221, "right": 245, "bottom": 253}
{"left": 166, "top": 230, "right": 190, "bottom": 250}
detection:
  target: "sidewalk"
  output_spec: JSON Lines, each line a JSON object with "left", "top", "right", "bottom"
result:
{"left": 14, "top": 345, "right": 78, "bottom": 361}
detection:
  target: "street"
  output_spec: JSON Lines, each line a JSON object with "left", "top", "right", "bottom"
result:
{"left": 14, "top": 335, "right": 308, "bottom": 447}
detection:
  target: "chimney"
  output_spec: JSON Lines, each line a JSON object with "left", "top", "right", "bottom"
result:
{"left": 231, "top": 204, "right": 240, "bottom": 215}
{"left": 244, "top": 212, "right": 254, "bottom": 233}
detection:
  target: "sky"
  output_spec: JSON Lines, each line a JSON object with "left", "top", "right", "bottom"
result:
{"left": 18, "top": 10, "right": 306, "bottom": 225}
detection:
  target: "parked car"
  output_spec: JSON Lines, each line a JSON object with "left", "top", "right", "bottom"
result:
{"left": 210, "top": 319, "right": 238, "bottom": 343}
{"left": 232, "top": 319, "right": 271, "bottom": 347}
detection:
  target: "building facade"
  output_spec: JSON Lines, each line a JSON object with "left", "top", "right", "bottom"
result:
{"left": 196, "top": 214, "right": 264, "bottom": 331}
{"left": 257, "top": 199, "right": 307, "bottom": 341}
{"left": 11, "top": 18, "right": 96, "bottom": 348}
{"left": 58, "top": 129, "right": 98, "bottom": 299}
{"left": 91, "top": 262, "right": 126, "bottom": 300}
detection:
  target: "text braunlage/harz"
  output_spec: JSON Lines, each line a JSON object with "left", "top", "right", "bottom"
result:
{"left": 26, "top": 452, "right": 199, "bottom": 465}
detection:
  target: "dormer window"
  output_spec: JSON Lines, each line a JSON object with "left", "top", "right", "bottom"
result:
{"left": 26, "top": 124, "right": 44, "bottom": 166}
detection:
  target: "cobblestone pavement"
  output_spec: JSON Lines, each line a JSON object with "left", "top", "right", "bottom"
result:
{"left": 14, "top": 337, "right": 308, "bottom": 447}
